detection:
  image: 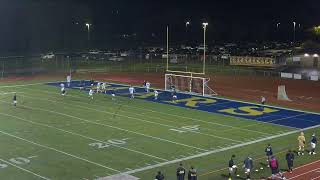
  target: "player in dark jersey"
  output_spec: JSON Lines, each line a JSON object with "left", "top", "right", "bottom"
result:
{"left": 228, "top": 155, "right": 238, "bottom": 179}
{"left": 265, "top": 144, "right": 273, "bottom": 167}
{"left": 188, "top": 166, "right": 197, "bottom": 180}
{"left": 155, "top": 171, "right": 164, "bottom": 180}
{"left": 13, "top": 93, "right": 17, "bottom": 107}
{"left": 176, "top": 163, "right": 185, "bottom": 180}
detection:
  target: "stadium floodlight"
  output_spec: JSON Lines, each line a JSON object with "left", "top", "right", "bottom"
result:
{"left": 313, "top": 54, "right": 319, "bottom": 57}
{"left": 293, "top": 21, "right": 296, "bottom": 42}
{"left": 85, "top": 23, "right": 91, "bottom": 41}
{"left": 276, "top": 23, "right": 280, "bottom": 29}
{"left": 186, "top": 21, "right": 190, "bottom": 26}
{"left": 304, "top": 53, "right": 310, "bottom": 57}
{"left": 202, "top": 22, "right": 208, "bottom": 74}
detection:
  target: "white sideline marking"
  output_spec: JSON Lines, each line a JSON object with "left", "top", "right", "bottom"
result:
{"left": 0, "top": 130, "right": 121, "bottom": 173}
{"left": 0, "top": 83, "right": 44, "bottom": 88}
{"left": 19, "top": 86, "right": 271, "bottom": 136}
{"left": 0, "top": 99, "right": 207, "bottom": 152}
{"left": 0, "top": 159, "right": 50, "bottom": 180}
{"left": 0, "top": 112, "right": 168, "bottom": 162}
{"left": 118, "top": 124, "right": 320, "bottom": 175}
{"left": 21, "top": 94, "right": 242, "bottom": 143}
{"left": 0, "top": 92, "right": 16, "bottom": 95}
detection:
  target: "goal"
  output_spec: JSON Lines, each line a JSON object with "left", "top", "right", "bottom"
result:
{"left": 165, "top": 73, "right": 218, "bottom": 96}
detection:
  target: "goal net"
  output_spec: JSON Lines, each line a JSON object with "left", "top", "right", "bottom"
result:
{"left": 277, "top": 85, "right": 291, "bottom": 101}
{"left": 165, "top": 73, "right": 218, "bottom": 96}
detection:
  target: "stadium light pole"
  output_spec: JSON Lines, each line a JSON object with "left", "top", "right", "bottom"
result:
{"left": 293, "top": 21, "right": 296, "bottom": 43}
{"left": 85, "top": 23, "right": 91, "bottom": 41}
{"left": 202, "top": 22, "right": 208, "bottom": 74}
{"left": 276, "top": 22, "right": 280, "bottom": 29}
{"left": 166, "top": 26, "right": 169, "bottom": 71}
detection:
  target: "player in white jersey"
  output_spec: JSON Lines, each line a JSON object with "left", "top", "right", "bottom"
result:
{"left": 66, "top": 75, "right": 71, "bottom": 87}
{"left": 145, "top": 81, "right": 151, "bottom": 92}
{"left": 96, "top": 82, "right": 101, "bottom": 93}
{"left": 89, "top": 89, "right": 94, "bottom": 99}
{"left": 101, "top": 83, "right": 106, "bottom": 93}
{"left": 154, "top": 90, "right": 159, "bottom": 100}
{"left": 129, "top": 86, "right": 135, "bottom": 98}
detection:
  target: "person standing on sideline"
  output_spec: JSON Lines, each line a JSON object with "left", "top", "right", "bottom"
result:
{"left": 155, "top": 171, "right": 164, "bottom": 180}
{"left": 228, "top": 155, "right": 238, "bottom": 180}
{"left": 154, "top": 90, "right": 159, "bottom": 100}
{"left": 176, "top": 163, "right": 185, "bottom": 180}
{"left": 188, "top": 166, "right": 197, "bottom": 180}
{"left": 13, "top": 93, "right": 17, "bottom": 107}
{"left": 269, "top": 156, "right": 279, "bottom": 180}
{"left": 243, "top": 156, "right": 253, "bottom": 180}
{"left": 265, "top": 144, "right": 273, "bottom": 167}
{"left": 298, "top": 132, "right": 306, "bottom": 156}
{"left": 286, "top": 149, "right": 295, "bottom": 173}
{"left": 309, "top": 133, "right": 317, "bottom": 155}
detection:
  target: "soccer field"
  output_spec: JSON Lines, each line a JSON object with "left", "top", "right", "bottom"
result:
{"left": 0, "top": 80, "right": 319, "bottom": 180}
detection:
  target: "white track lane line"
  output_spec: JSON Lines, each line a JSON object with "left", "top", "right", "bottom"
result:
{"left": 0, "top": 159, "right": 51, "bottom": 180}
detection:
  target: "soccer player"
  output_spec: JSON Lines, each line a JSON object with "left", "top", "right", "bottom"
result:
{"left": 297, "top": 132, "right": 306, "bottom": 156}
{"left": 265, "top": 144, "right": 273, "bottom": 167}
{"left": 60, "top": 83, "right": 65, "bottom": 95}
{"left": 243, "top": 156, "right": 253, "bottom": 180}
{"left": 96, "top": 82, "right": 101, "bottom": 93}
{"left": 309, "top": 133, "right": 317, "bottom": 155}
{"left": 154, "top": 90, "right": 159, "bottom": 100}
{"left": 13, "top": 93, "right": 17, "bottom": 107}
{"left": 129, "top": 86, "right": 135, "bottom": 99}
{"left": 188, "top": 166, "right": 197, "bottom": 180}
{"left": 286, "top": 149, "right": 294, "bottom": 173}
{"left": 146, "top": 81, "right": 151, "bottom": 92}
{"left": 228, "top": 155, "right": 238, "bottom": 180}
{"left": 110, "top": 88, "right": 116, "bottom": 101}
{"left": 154, "top": 171, "right": 164, "bottom": 180}
{"left": 172, "top": 90, "right": 177, "bottom": 102}
{"left": 89, "top": 89, "right": 94, "bottom": 99}
{"left": 101, "top": 82, "right": 106, "bottom": 93}
{"left": 260, "top": 96, "right": 266, "bottom": 109}
{"left": 66, "top": 75, "right": 71, "bottom": 87}
{"left": 176, "top": 163, "right": 185, "bottom": 180}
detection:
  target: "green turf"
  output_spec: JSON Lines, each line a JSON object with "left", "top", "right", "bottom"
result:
{"left": 0, "top": 81, "right": 319, "bottom": 180}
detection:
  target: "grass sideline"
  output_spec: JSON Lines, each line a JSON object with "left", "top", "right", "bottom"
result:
{"left": 0, "top": 80, "right": 318, "bottom": 179}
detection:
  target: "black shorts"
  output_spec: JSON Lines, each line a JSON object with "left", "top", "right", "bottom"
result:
{"left": 271, "top": 168, "right": 279, "bottom": 174}
{"left": 287, "top": 161, "right": 293, "bottom": 168}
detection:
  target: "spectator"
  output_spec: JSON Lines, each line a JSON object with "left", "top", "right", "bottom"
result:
{"left": 155, "top": 171, "right": 164, "bottom": 180}
{"left": 269, "top": 156, "right": 279, "bottom": 180}
{"left": 286, "top": 150, "right": 294, "bottom": 173}
{"left": 188, "top": 166, "right": 197, "bottom": 180}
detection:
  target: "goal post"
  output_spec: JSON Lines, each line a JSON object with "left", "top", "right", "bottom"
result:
{"left": 165, "top": 73, "right": 217, "bottom": 96}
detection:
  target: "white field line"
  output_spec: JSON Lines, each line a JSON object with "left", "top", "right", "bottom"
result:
{"left": 287, "top": 168, "right": 320, "bottom": 180}
{"left": 0, "top": 159, "right": 51, "bottom": 180}
{"left": 21, "top": 94, "right": 242, "bottom": 143}
{"left": 19, "top": 86, "right": 272, "bottom": 136}
{"left": 0, "top": 99, "right": 207, "bottom": 152}
{"left": 0, "top": 130, "right": 121, "bottom": 173}
{"left": 0, "top": 112, "right": 168, "bottom": 162}
{"left": 0, "top": 83, "right": 45, "bottom": 88}
{"left": 117, "top": 124, "right": 320, "bottom": 175}
{"left": 221, "top": 114, "right": 306, "bottom": 134}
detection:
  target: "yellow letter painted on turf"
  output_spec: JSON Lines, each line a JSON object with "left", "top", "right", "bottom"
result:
{"left": 218, "top": 106, "right": 279, "bottom": 116}
{"left": 166, "top": 97, "right": 216, "bottom": 107}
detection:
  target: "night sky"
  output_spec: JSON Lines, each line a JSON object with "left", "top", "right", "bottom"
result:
{"left": 0, "top": 0, "right": 319, "bottom": 53}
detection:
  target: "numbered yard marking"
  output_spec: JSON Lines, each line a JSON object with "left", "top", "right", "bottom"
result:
{"left": 0, "top": 156, "right": 37, "bottom": 170}
{"left": 170, "top": 125, "right": 200, "bottom": 133}
{"left": 89, "top": 138, "right": 129, "bottom": 149}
